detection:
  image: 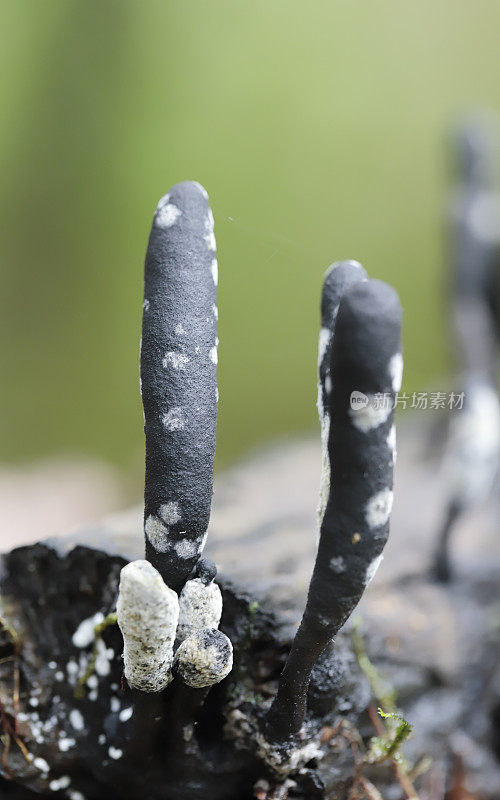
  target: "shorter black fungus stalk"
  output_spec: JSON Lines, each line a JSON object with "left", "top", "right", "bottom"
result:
{"left": 264, "top": 272, "right": 402, "bottom": 742}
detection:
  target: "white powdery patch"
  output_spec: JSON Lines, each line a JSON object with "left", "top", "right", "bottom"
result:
{"left": 159, "top": 501, "right": 181, "bottom": 525}
{"left": 49, "top": 776, "right": 71, "bottom": 791}
{"left": 366, "top": 554, "right": 384, "bottom": 584}
{"left": 108, "top": 746, "right": 123, "bottom": 760}
{"left": 145, "top": 514, "right": 169, "bottom": 552}
{"left": 209, "top": 346, "right": 218, "bottom": 364}
{"left": 213, "top": 304, "right": 218, "bottom": 320}
{"left": 161, "top": 407, "right": 185, "bottom": 432}
{"left": 176, "top": 578, "right": 223, "bottom": 644}
{"left": 365, "top": 488, "right": 393, "bottom": 529}
{"left": 155, "top": 201, "right": 182, "bottom": 228}
{"left": 119, "top": 707, "right": 133, "bottom": 723}
{"left": 387, "top": 424, "right": 397, "bottom": 463}
{"left": 163, "top": 351, "right": 189, "bottom": 370}
{"left": 143, "top": 298, "right": 150, "bottom": 312}
{"left": 117, "top": 560, "right": 179, "bottom": 692}
{"left": 388, "top": 352, "right": 403, "bottom": 393}
{"left": 175, "top": 629, "right": 233, "bottom": 688}
{"left": 349, "top": 395, "right": 392, "bottom": 432}
{"left": 72, "top": 612, "right": 104, "bottom": 649}
{"left": 33, "top": 756, "right": 49, "bottom": 773}
{"left": 329, "top": 556, "right": 346, "bottom": 574}
{"left": 173, "top": 538, "right": 198, "bottom": 559}
{"left": 175, "top": 323, "right": 186, "bottom": 335}
{"left": 69, "top": 709, "right": 84, "bottom": 732}
{"left": 211, "top": 258, "right": 218, "bottom": 286}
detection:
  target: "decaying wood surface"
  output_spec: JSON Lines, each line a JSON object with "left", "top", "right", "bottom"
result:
{"left": 1, "top": 423, "right": 500, "bottom": 799}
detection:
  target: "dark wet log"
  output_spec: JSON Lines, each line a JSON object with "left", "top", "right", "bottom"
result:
{"left": 1, "top": 428, "right": 500, "bottom": 799}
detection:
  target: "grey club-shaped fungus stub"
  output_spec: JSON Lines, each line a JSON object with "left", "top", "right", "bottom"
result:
{"left": 175, "top": 628, "right": 233, "bottom": 689}
{"left": 117, "top": 560, "right": 179, "bottom": 692}
{"left": 176, "top": 558, "right": 223, "bottom": 645}
{"left": 265, "top": 275, "right": 402, "bottom": 742}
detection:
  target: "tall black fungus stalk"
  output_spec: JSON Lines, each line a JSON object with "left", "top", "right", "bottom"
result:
{"left": 141, "top": 181, "right": 218, "bottom": 592}
{"left": 265, "top": 275, "right": 402, "bottom": 741}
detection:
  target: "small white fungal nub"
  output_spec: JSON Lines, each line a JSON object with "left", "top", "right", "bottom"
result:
{"left": 176, "top": 577, "right": 223, "bottom": 644}
{"left": 117, "top": 560, "right": 179, "bottom": 692}
{"left": 175, "top": 628, "right": 233, "bottom": 688}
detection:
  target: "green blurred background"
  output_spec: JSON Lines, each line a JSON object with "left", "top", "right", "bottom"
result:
{"left": 1, "top": 0, "right": 498, "bottom": 480}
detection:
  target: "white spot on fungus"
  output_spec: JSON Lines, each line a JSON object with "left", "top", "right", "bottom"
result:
{"left": 209, "top": 346, "right": 218, "bottom": 364}
{"left": 161, "top": 407, "right": 185, "bottom": 432}
{"left": 163, "top": 351, "right": 189, "bottom": 371}
{"left": 143, "top": 298, "right": 150, "bottom": 311}
{"left": 211, "top": 259, "right": 218, "bottom": 285}
{"left": 349, "top": 395, "right": 392, "bottom": 432}
{"left": 173, "top": 538, "right": 198, "bottom": 559}
{"left": 33, "top": 756, "right": 49, "bottom": 773}
{"left": 159, "top": 501, "right": 181, "bottom": 525}
{"left": 155, "top": 202, "right": 181, "bottom": 228}
{"left": 329, "top": 556, "right": 346, "bottom": 573}
{"left": 387, "top": 425, "right": 397, "bottom": 463}
{"left": 145, "top": 514, "right": 169, "bottom": 552}
{"left": 366, "top": 554, "right": 384, "bottom": 584}
{"left": 389, "top": 352, "right": 403, "bottom": 393}
{"left": 175, "top": 323, "right": 186, "bottom": 335}
{"left": 108, "top": 746, "right": 123, "bottom": 760}
{"left": 365, "top": 488, "right": 393, "bottom": 528}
